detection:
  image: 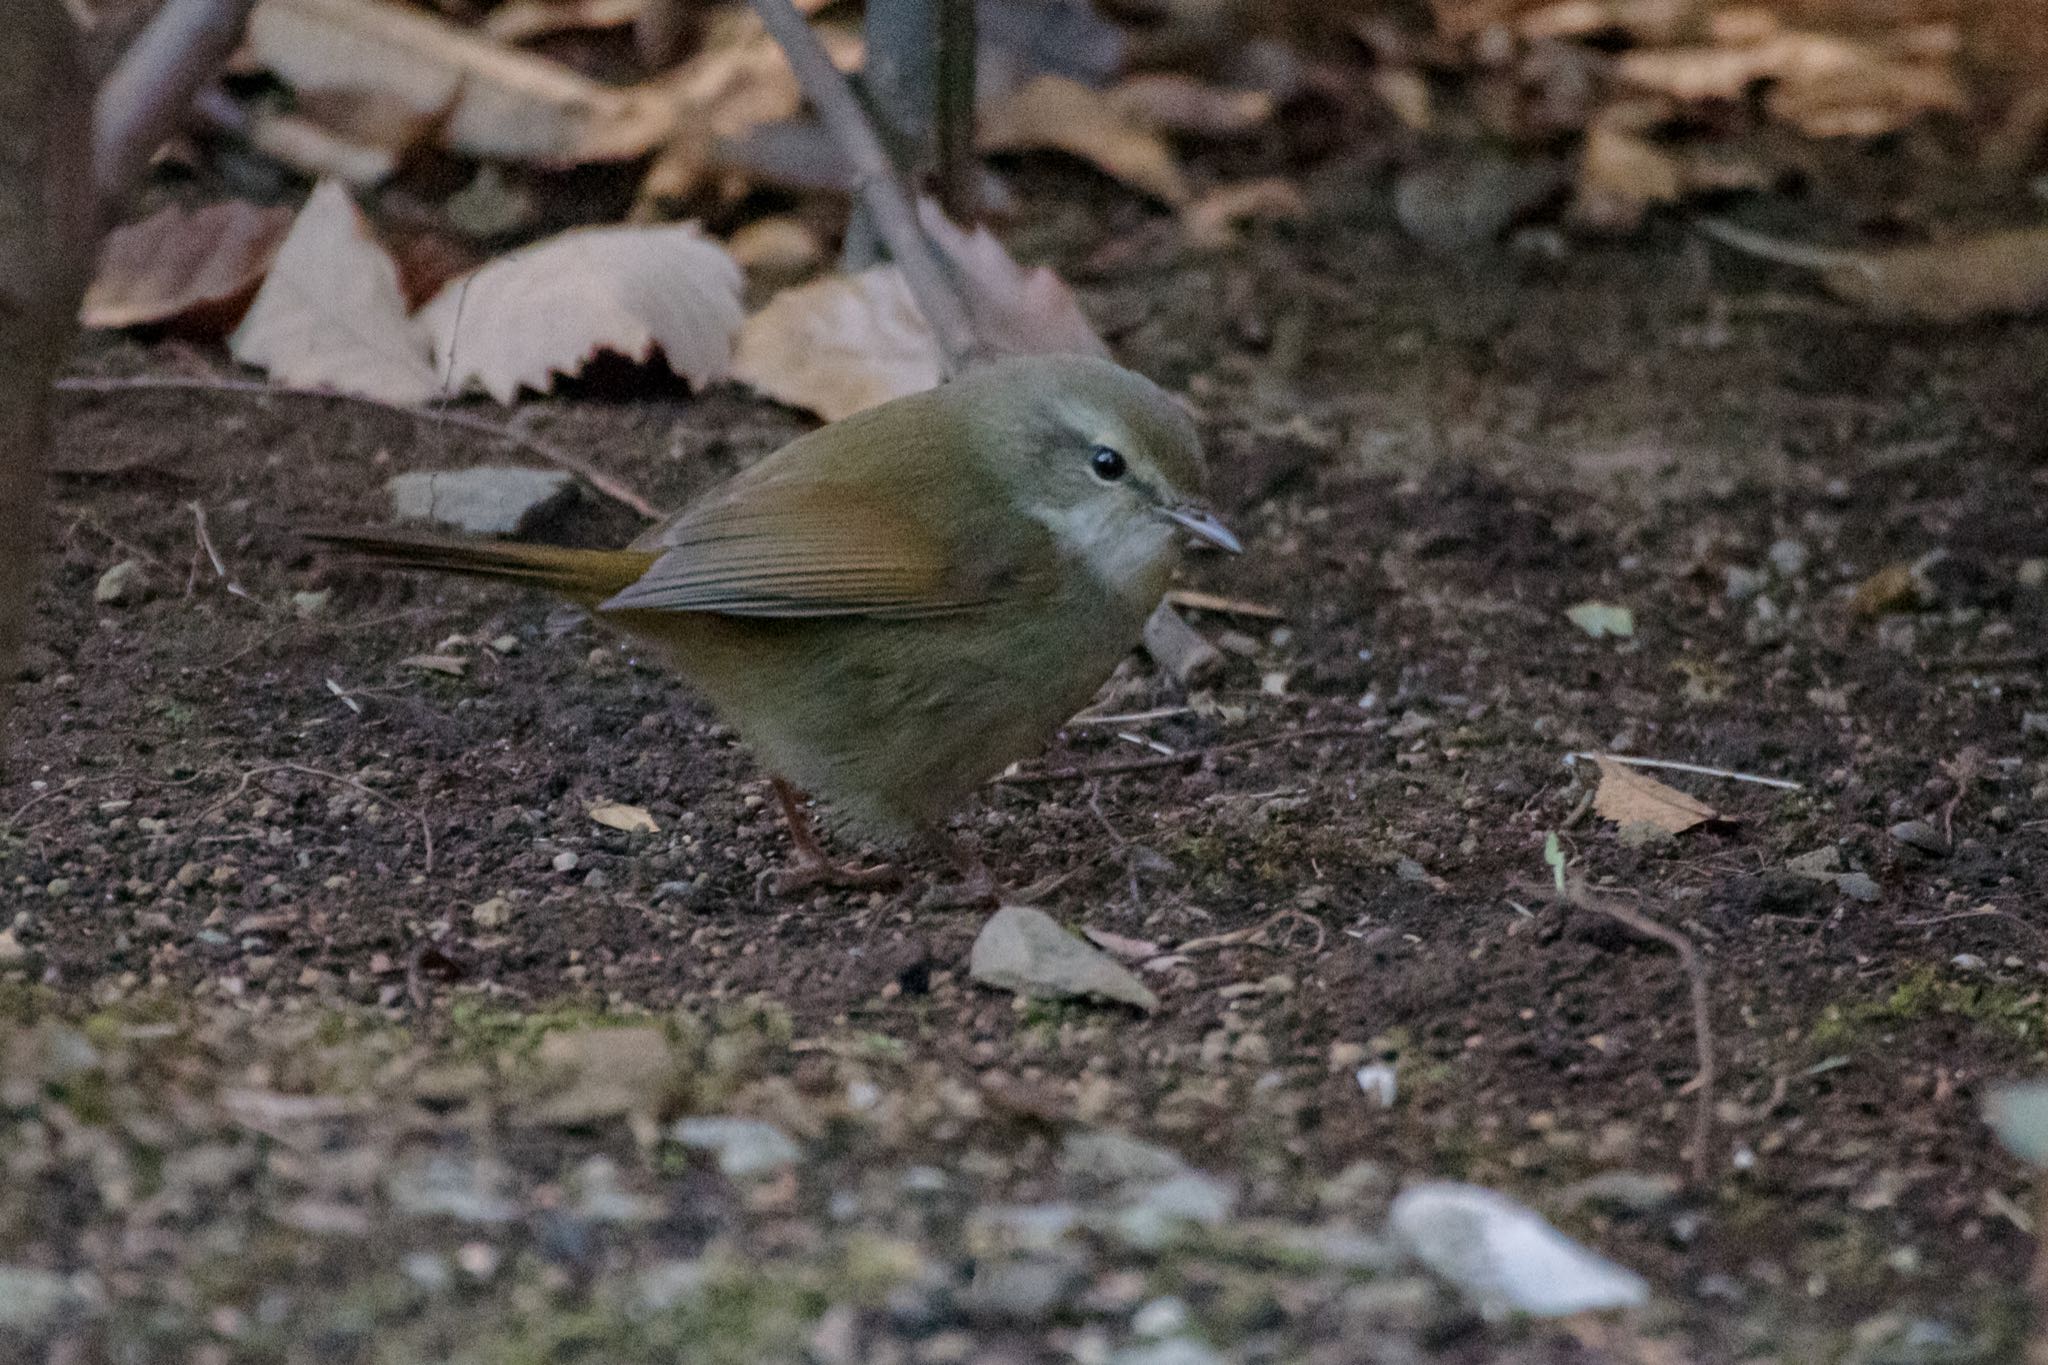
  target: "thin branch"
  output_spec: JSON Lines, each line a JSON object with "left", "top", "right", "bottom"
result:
{"left": 746, "top": 0, "right": 984, "bottom": 376}
{"left": 93, "top": 0, "right": 257, "bottom": 226}
{"left": 202, "top": 761, "right": 434, "bottom": 874}
{"left": 996, "top": 725, "right": 1378, "bottom": 786}
{"left": 1556, "top": 878, "right": 1716, "bottom": 1185}
{"left": 1570, "top": 751, "right": 1803, "bottom": 791}
{"left": 56, "top": 375, "right": 666, "bottom": 520}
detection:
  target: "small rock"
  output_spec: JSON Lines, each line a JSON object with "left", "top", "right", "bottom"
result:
{"left": 384, "top": 1153, "right": 521, "bottom": 1224}
{"left": 1951, "top": 953, "right": 1987, "bottom": 972}
{"left": 1356, "top": 1063, "right": 1398, "bottom": 1108}
{"left": 1389, "top": 1181, "right": 1648, "bottom": 1319}
{"left": 1786, "top": 847, "right": 1842, "bottom": 881}
{"left": 1061, "top": 1130, "right": 1188, "bottom": 1185}
{"left": 1394, "top": 152, "right": 1568, "bottom": 251}
{"left": 93, "top": 558, "right": 147, "bottom": 605}
{"left": 967, "top": 1203, "right": 1084, "bottom": 1254}
{"left": 1111, "top": 1172, "right": 1238, "bottom": 1250}
{"left": 291, "top": 589, "right": 332, "bottom": 618}
{"left": 2021, "top": 559, "right": 2048, "bottom": 590}
{"left": 0, "top": 1266, "right": 88, "bottom": 1330}
{"left": 670, "top": 1116, "right": 800, "bottom": 1177}
{"left": 1722, "top": 565, "right": 1766, "bottom": 601}
{"left": 1836, "top": 872, "right": 1881, "bottom": 903}
{"left": 1889, "top": 820, "right": 1947, "bottom": 855}
{"left": 0, "top": 931, "right": 27, "bottom": 967}
{"left": 42, "top": 878, "right": 70, "bottom": 899}
{"left": 551, "top": 851, "right": 580, "bottom": 873}
{"left": 1767, "top": 539, "right": 1810, "bottom": 576}
{"left": 1131, "top": 1296, "right": 1190, "bottom": 1338}
{"left": 1559, "top": 1171, "right": 1682, "bottom": 1215}
{"left": 969, "top": 906, "right": 1158, "bottom": 1011}
{"left": 530, "top": 1026, "right": 679, "bottom": 1126}
{"left": 387, "top": 467, "right": 578, "bottom": 536}
{"left": 1109, "top": 1339, "right": 1226, "bottom": 1365}
{"left": 964, "top": 1255, "right": 1083, "bottom": 1323}
{"left": 2024, "top": 712, "right": 2048, "bottom": 742}
{"left": 635, "top": 1259, "right": 708, "bottom": 1314}
{"left": 471, "top": 897, "right": 512, "bottom": 928}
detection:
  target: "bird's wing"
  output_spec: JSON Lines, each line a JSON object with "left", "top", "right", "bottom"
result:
{"left": 598, "top": 477, "right": 1042, "bottom": 619}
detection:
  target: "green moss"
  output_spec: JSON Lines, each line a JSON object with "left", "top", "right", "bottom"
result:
{"left": 1808, "top": 965, "right": 2047, "bottom": 1054}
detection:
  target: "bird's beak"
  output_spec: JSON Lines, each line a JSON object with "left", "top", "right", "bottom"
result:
{"left": 1160, "top": 503, "right": 1242, "bottom": 554}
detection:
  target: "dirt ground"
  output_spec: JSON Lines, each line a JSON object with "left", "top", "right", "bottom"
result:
{"left": 6, "top": 169, "right": 2048, "bottom": 1362}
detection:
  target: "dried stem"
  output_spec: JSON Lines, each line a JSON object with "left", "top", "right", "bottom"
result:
{"left": 1560, "top": 878, "right": 1717, "bottom": 1185}
{"left": 56, "top": 375, "right": 666, "bottom": 520}
{"left": 997, "top": 724, "right": 1378, "bottom": 786}
{"left": 746, "top": 0, "right": 984, "bottom": 376}
{"left": 93, "top": 0, "right": 257, "bottom": 226}
{"left": 934, "top": 0, "right": 978, "bottom": 222}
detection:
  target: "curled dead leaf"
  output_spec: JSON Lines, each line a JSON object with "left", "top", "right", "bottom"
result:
{"left": 84, "top": 200, "right": 292, "bottom": 334}
{"left": 1183, "top": 178, "right": 1308, "bottom": 250}
{"left": 588, "top": 800, "right": 658, "bottom": 833}
{"left": 1590, "top": 756, "right": 1718, "bottom": 836}
{"left": 416, "top": 222, "right": 742, "bottom": 403}
{"left": 979, "top": 74, "right": 1190, "bottom": 206}
{"left": 1103, "top": 73, "right": 1273, "bottom": 138}
{"left": 1700, "top": 220, "right": 2048, "bottom": 323}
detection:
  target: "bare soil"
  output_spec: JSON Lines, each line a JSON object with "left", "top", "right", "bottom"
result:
{"left": 7, "top": 175, "right": 2048, "bottom": 1361}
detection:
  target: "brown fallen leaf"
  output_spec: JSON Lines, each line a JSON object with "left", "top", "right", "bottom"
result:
{"left": 482, "top": 0, "right": 645, "bottom": 45}
{"left": 83, "top": 200, "right": 292, "bottom": 334}
{"left": 242, "top": 87, "right": 449, "bottom": 187}
{"left": 732, "top": 205, "right": 1105, "bottom": 421}
{"left": 415, "top": 222, "right": 742, "bottom": 403}
{"left": 979, "top": 74, "right": 1190, "bottom": 206}
{"left": 1103, "top": 73, "right": 1273, "bottom": 139}
{"left": 1182, "top": 178, "right": 1307, "bottom": 250}
{"left": 229, "top": 179, "right": 440, "bottom": 403}
{"left": 1590, "top": 756, "right": 1718, "bottom": 836}
{"left": 245, "top": 0, "right": 679, "bottom": 166}
{"left": 1699, "top": 219, "right": 2048, "bottom": 323}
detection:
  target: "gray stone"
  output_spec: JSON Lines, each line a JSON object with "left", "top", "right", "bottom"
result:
{"left": 0, "top": 1266, "right": 86, "bottom": 1330}
{"left": 1111, "top": 1172, "right": 1238, "bottom": 1250}
{"left": 1558, "top": 1171, "right": 1682, "bottom": 1215}
{"left": 1109, "top": 1339, "right": 1226, "bottom": 1365}
{"left": 968, "top": 1202, "right": 1084, "bottom": 1254}
{"left": 1767, "top": 539, "right": 1810, "bottom": 576}
{"left": 2023, "top": 712, "right": 2048, "bottom": 741}
{"left": 383, "top": 1153, "right": 521, "bottom": 1224}
{"left": 634, "top": 1259, "right": 708, "bottom": 1314}
{"left": 1786, "top": 846, "right": 1842, "bottom": 881}
{"left": 670, "top": 1116, "right": 800, "bottom": 1177}
{"left": 1890, "top": 820, "right": 1947, "bottom": 855}
{"left": 964, "top": 1255, "right": 1083, "bottom": 1323}
{"left": 1836, "top": 872, "right": 1882, "bottom": 903}
{"left": 970, "top": 906, "right": 1158, "bottom": 1010}
{"left": 1061, "top": 1130, "right": 1188, "bottom": 1186}
{"left": 387, "top": 467, "right": 578, "bottom": 536}
{"left": 1394, "top": 152, "right": 1568, "bottom": 251}
{"left": 1722, "top": 566, "right": 1766, "bottom": 602}
{"left": 1389, "top": 1181, "right": 1648, "bottom": 1319}
{"left": 1131, "top": 1296, "right": 1190, "bottom": 1337}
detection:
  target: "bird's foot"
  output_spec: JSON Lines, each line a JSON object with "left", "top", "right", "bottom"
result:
{"left": 760, "top": 856, "right": 902, "bottom": 900}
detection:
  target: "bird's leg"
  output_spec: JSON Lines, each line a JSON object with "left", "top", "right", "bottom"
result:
{"left": 763, "top": 777, "right": 901, "bottom": 897}
{"left": 915, "top": 828, "right": 1000, "bottom": 909}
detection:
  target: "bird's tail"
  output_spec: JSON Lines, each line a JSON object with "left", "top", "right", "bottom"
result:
{"left": 307, "top": 530, "right": 657, "bottom": 605}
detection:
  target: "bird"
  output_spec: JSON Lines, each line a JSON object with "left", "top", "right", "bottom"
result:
{"left": 310, "top": 353, "right": 1238, "bottom": 900}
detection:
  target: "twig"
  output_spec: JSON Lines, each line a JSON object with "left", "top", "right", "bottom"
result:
{"left": 746, "top": 0, "right": 984, "bottom": 376}
{"left": 56, "top": 375, "right": 665, "bottom": 519}
{"left": 1569, "top": 751, "right": 1803, "bottom": 792}
{"left": 1899, "top": 908, "right": 2044, "bottom": 942}
{"left": 1175, "top": 907, "right": 1327, "bottom": 956}
{"left": 997, "top": 725, "right": 1377, "bottom": 787}
{"left": 202, "top": 762, "right": 434, "bottom": 874}
{"left": 1556, "top": 877, "right": 1716, "bottom": 1185}
{"left": 92, "top": 0, "right": 257, "bottom": 226}
{"left": 1165, "top": 588, "right": 1284, "bottom": 620}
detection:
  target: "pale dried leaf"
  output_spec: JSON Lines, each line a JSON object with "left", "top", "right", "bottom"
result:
{"left": 1702, "top": 220, "right": 2048, "bottom": 322}
{"left": 416, "top": 222, "right": 742, "bottom": 403}
{"left": 244, "top": 87, "right": 447, "bottom": 186}
{"left": 980, "top": 74, "right": 1190, "bottom": 206}
{"left": 1590, "top": 757, "right": 1717, "bottom": 835}
{"left": 1103, "top": 73, "right": 1272, "bottom": 138}
{"left": 588, "top": 800, "right": 658, "bottom": 833}
{"left": 1565, "top": 602, "right": 1634, "bottom": 638}
{"left": 246, "top": 0, "right": 679, "bottom": 165}
{"left": 83, "top": 200, "right": 292, "bottom": 332}
{"left": 1082, "top": 926, "right": 1163, "bottom": 962}
{"left": 1618, "top": 32, "right": 1963, "bottom": 137}
{"left": 660, "top": 7, "right": 859, "bottom": 144}
{"left": 229, "top": 179, "right": 440, "bottom": 404}
{"left": 1571, "top": 125, "right": 1681, "bottom": 233}
{"left": 733, "top": 209, "right": 1105, "bottom": 421}
{"left": 1183, "top": 178, "right": 1307, "bottom": 250}
{"left": 400, "top": 652, "right": 467, "bottom": 676}
{"left": 482, "top": 0, "right": 644, "bottom": 45}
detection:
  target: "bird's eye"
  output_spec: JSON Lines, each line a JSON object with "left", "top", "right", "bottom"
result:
{"left": 1089, "top": 446, "right": 1127, "bottom": 481}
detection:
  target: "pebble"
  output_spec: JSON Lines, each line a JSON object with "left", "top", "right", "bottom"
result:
{"left": 2023, "top": 712, "right": 2048, "bottom": 741}
{"left": 1389, "top": 1181, "right": 1648, "bottom": 1318}
{"left": 1108, "top": 1340, "right": 1226, "bottom": 1365}
{"left": 969, "top": 906, "right": 1158, "bottom": 1011}
{"left": 1785, "top": 846, "right": 1841, "bottom": 881}
{"left": 964, "top": 1255, "right": 1083, "bottom": 1323}
{"left": 1836, "top": 872, "right": 1881, "bottom": 903}
{"left": 0, "top": 930, "right": 27, "bottom": 966}
{"left": 1131, "top": 1296, "right": 1190, "bottom": 1338}
{"left": 1061, "top": 1131, "right": 1189, "bottom": 1186}
{"left": 551, "top": 851, "right": 580, "bottom": 873}
{"left": 93, "top": 558, "right": 147, "bottom": 605}
{"left": 0, "top": 1266, "right": 88, "bottom": 1330}
{"left": 1110, "top": 1172, "right": 1238, "bottom": 1250}
{"left": 386, "top": 467, "right": 577, "bottom": 536}
{"left": 670, "top": 1116, "right": 800, "bottom": 1177}
{"left": 383, "top": 1153, "right": 521, "bottom": 1224}
{"left": 1889, "top": 820, "right": 1947, "bottom": 855}
{"left": 1767, "top": 539, "right": 1810, "bottom": 576}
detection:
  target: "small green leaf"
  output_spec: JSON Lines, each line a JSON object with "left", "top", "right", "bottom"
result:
{"left": 1543, "top": 832, "right": 1566, "bottom": 894}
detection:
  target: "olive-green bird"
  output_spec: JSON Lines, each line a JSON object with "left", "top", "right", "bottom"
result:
{"left": 312, "top": 354, "right": 1239, "bottom": 898}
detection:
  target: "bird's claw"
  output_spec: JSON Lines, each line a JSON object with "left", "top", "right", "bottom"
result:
{"left": 760, "top": 858, "right": 902, "bottom": 900}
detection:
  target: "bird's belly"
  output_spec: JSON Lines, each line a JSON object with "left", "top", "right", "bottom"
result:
{"left": 617, "top": 595, "right": 1146, "bottom": 837}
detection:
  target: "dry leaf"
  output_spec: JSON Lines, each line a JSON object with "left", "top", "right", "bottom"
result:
{"left": 415, "top": 222, "right": 741, "bottom": 403}
{"left": 1571, "top": 125, "right": 1681, "bottom": 233}
{"left": 243, "top": 87, "right": 448, "bottom": 186}
{"left": 245, "top": 0, "right": 679, "bottom": 166}
{"left": 732, "top": 207, "right": 1105, "bottom": 421}
{"left": 724, "top": 217, "right": 823, "bottom": 274}
{"left": 229, "top": 179, "right": 440, "bottom": 404}
{"left": 1590, "top": 757, "right": 1718, "bottom": 835}
{"left": 1082, "top": 926, "right": 1163, "bottom": 962}
{"left": 1700, "top": 220, "right": 2048, "bottom": 323}
{"left": 1617, "top": 32, "right": 1963, "bottom": 138}
{"left": 1183, "top": 178, "right": 1307, "bottom": 250}
{"left": 482, "top": 0, "right": 645, "bottom": 44}
{"left": 588, "top": 800, "right": 658, "bottom": 833}
{"left": 1103, "top": 73, "right": 1273, "bottom": 138}
{"left": 980, "top": 74, "right": 1190, "bottom": 206}
{"left": 400, "top": 652, "right": 466, "bottom": 675}
{"left": 83, "top": 200, "right": 292, "bottom": 333}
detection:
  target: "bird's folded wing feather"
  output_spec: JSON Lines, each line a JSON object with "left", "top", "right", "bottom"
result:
{"left": 597, "top": 479, "right": 1036, "bottom": 619}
